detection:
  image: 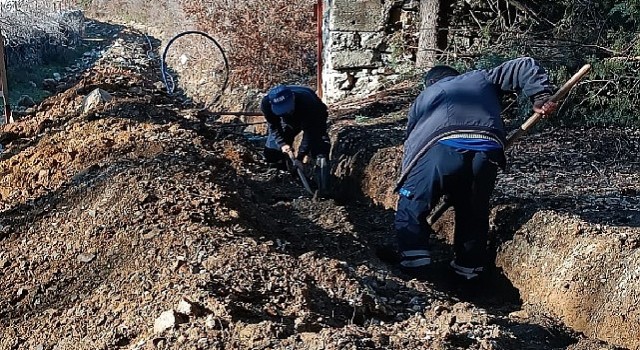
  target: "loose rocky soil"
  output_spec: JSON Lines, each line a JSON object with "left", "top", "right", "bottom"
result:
{"left": 0, "top": 20, "right": 638, "bottom": 350}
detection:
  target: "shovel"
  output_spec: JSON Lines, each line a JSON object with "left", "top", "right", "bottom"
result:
{"left": 286, "top": 151, "right": 316, "bottom": 196}
{"left": 425, "top": 64, "right": 592, "bottom": 226}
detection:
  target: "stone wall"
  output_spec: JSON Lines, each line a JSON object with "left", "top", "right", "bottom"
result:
{"left": 322, "top": 0, "right": 418, "bottom": 103}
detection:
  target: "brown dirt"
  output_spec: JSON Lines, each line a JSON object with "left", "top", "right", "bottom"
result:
{"left": 0, "top": 20, "right": 637, "bottom": 350}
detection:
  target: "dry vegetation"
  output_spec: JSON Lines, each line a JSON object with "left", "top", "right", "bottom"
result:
{"left": 85, "top": 0, "right": 317, "bottom": 96}
{"left": 160, "top": 31, "right": 230, "bottom": 108}
{"left": 0, "top": 1, "right": 83, "bottom": 66}
{"left": 1, "top": 28, "right": 636, "bottom": 349}
{"left": 181, "top": 0, "right": 317, "bottom": 89}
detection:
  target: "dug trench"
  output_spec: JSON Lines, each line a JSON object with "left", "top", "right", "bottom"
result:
{"left": 0, "top": 28, "right": 638, "bottom": 349}
{"left": 329, "top": 101, "right": 640, "bottom": 349}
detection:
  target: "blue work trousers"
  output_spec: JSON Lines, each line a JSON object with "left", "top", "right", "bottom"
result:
{"left": 395, "top": 143, "right": 503, "bottom": 268}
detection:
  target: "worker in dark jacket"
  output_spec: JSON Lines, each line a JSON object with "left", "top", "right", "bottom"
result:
{"left": 261, "top": 85, "right": 330, "bottom": 172}
{"left": 395, "top": 57, "right": 558, "bottom": 280}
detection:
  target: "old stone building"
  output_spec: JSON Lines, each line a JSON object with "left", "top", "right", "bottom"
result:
{"left": 321, "top": 0, "right": 419, "bottom": 102}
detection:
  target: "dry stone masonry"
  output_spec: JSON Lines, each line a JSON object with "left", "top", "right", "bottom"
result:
{"left": 322, "top": 0, "right": 418, "bottom": 103}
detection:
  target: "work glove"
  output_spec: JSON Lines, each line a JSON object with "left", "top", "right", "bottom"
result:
{"left": 532, "top": 92, "right": 558, "bottom": 117}
{"left": 281, "top": 145, "right": 303, "bottom": 171}
{"left": 281, "top": 144, "right": 293, "bottom": 155}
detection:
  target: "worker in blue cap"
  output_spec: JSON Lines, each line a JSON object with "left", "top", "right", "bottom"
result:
{"left": 260, "top": 85, "right": 331, "bottom": 191}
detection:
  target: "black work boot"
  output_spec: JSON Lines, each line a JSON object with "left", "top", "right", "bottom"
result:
{"left": 313, "top": 155, "right": 332, "bottom": 197}
{"left": 375, "top": 245, "right": 402, "bottom": 264}
{"left": 399, "top": 249, "right": 432, "bottom": 280}
{"left": 376, "top": 245, "right": 433, "bottom": 280}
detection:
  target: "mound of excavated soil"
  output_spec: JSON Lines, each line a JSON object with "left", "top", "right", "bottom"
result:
{"left": 0, "top": 20, "right": 636, "bottom": 350}
{"left": 498, "top": 211, "right": 640, "bottom": 349}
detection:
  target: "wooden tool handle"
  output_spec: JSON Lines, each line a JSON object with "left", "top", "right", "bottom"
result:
{"left": 518, "top": 64, "right": 591, "bottom": 134}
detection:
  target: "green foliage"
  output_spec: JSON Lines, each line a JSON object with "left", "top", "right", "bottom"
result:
{"left": 610, "top": 0, "right": 640, "bottom": 25}
{"left": 7, "top": 67, "right": 52, "bottom": 105}
{"left": 76, "top": 0, "right": 94, "bottom": 9}
{"left": 560, "top": 59, "right": 640, "bottom": 126}
{"left": 386, "top": 31, "right": 418, "bottom": 77}
{"left": 438, "top": 0, "right": 640, "bottom": 127}
{"left": 6, "top": 38, "right": 99, "bottom": 106}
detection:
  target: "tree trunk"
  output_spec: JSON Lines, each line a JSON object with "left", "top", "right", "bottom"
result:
{"left": 416, "top": 0, "right": 440, "bottom": 69}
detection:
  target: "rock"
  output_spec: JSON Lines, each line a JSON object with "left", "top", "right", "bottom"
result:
{"left": 173, "top": 256, "right": 187, "bottom": 270}
{"left": 56, "top": 81, "right": 74, "bottom": 92}
{"left": 17, "top": 95, "right": 36, "bottom": 108}
{"left": 508, "top": 310, "right": 530, "bottom": 319}
{"left": 82, "top": 88, "right": 112, "bottom": 114}
{"left": 77, "top": 252, "right": 96, "bottom": 263}
{"left": 360, "top": 32, "right": 384, "bottom": 50}
{"left": 434, "top": 305, "right": 449, "bottom": 315}
{"left": 330, "top": 50, "right": 380, "bottom": 70}
{"left": 205, "top": 315, "right": 217, "bottom": 329}
{"left": 38, "top": 169, "right": 49, "bottom": 181}
{"left": 154, "top": 310, "right": 187, "bottom": 333}
{"left": 16, "top": 287, "right": 28, "bottom": 300}
{"left": 42, "top": 79, "right": 57, "bottom": 92}
{"left": 331, "top": 32, "right": 361, "bottom": 50}
{"left": 53, "top": 73, "right": 62, "bottom": 81}
{"left": 339, "top": 73, "right": 356, "bottom": 90}
{"left": 176, "top": 298, "right": 208, "bottom": 317}
{"left": 154, "top": 81, "right": 166, "bottom": 91}
{"left": 329, "top": 0, "right": 385, "bottom": 31}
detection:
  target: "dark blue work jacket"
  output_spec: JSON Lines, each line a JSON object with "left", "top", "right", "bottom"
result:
{"left": 397, "top": 57, "right": 554, "bottom": 188}
{"left": 261, "top": 86, "right": 328, "bottom": 159}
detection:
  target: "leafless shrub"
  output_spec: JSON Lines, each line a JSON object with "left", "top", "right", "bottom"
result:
{"left": 0, "top": 0, "right": 83, "bottom": 66}
{"left": 80, "top": 0, "right": 315, "bottom": 105}
{"left": 181, "top": 0, "right": 317, "bottom": 90}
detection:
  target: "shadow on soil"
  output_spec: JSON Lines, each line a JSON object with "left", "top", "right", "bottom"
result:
{"left": 0, "top": 160, "right": 148, "bottom": 325}
{"left": 0, "top": 108, "right": 585, "bottom": 349}
{"left": 209, "top": 131, "right": 582, "bottom": 349}
{"left": 2, "top": 44, "right": 625, "bottom": 347}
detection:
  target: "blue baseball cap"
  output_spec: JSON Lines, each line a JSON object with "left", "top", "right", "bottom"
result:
{"left": 268, "top": 85, "right": 295, "bottom": 116}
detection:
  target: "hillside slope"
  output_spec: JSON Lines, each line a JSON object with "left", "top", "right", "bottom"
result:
{"left": 1, "top": 21, "right": 638, "bottom": 350}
